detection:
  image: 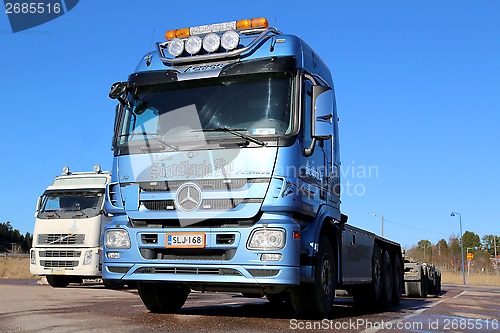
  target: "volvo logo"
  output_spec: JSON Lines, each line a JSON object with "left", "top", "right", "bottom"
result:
{"left": 175, "top": 183, "right": 202, "bottom": 213}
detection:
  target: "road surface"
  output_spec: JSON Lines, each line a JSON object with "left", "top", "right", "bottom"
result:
{"left": 0, "top": 280, "right": 498, "bottom": 332}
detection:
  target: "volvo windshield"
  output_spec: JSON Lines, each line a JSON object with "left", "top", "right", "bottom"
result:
{"left": 117, "top": 73, "right": 293, "bottom": 148}
{"left": 37, "top": 190, "right": 105, "bottom": 219}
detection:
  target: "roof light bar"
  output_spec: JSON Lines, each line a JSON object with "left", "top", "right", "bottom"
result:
{"left": 164, "top": 17, "right": 269, "bottom": 57}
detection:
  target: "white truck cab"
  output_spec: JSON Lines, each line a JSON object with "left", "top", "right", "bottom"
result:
{"left": 30, "top": 166, "right": 111, "bottom": 287}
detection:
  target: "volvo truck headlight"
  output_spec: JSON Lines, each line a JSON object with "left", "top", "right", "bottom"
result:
{"left": 105, "top": 229, "right": 131, "bottom": 249}
{"left": 168, "top": 38, "right": 184, "bottom": 57}
{"left": 247, "top": 228, "right": 285, "bottom": 250}
{"left": 30, "top": 250, "right": 36, "bottom": 265}
{"left": 83, "top": 250, "right": 93, "bottom": 265}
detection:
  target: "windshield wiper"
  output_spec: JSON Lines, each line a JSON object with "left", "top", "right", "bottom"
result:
{"left": 119, "top": 132, "right": 179, "bottom": 151}
{"left": 192, "top": 127, "right": 266, "bottom": 147}
{"left": 44, "top": 210, "right": 61, "bottom": 218}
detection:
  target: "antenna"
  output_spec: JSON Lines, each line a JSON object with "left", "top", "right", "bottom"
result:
{"left": 146, "top": 29, "right": 155, "bottom": 67}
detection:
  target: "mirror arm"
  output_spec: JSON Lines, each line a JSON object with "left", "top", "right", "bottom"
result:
{"left": 304, "top": 138, "right": 317, "bottom": 157}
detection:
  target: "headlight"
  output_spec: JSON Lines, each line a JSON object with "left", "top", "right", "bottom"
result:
{"left": 106, "top": 229, "right": 131, "bottom": 249}
{"left": 185, "top": 35, "right": 202, "bottom": 55}
{"left": 30, "top": 250, "right": 36, "bottom": 265}
{"left": 247, "top": 228, "right": 286, "bottom": 250}
{"left": 83, "top": 250, "right": 93, "bottom": 265}
{"left": 221, "top": 30, "right": 239, "bottom": 51}
{"left": 168, "top": 38, "right": 184, "bottom": 57}
{"left": 203, "top": 33, "right": 220, "bottom": 53}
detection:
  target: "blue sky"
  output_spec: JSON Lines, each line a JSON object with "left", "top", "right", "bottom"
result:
{"left": 1, "top": 0, "right": 499, "bottom": 248}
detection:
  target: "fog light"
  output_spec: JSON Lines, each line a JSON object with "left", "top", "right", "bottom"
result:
{"left": 221, "top": 30, "right": 239, "bottom": 50}
{"left": 168, "top": 38, "right": 184, "bottom": 57}
{"left": 261, "top": 253, "right": 282, "bottom": 261}
{"left": 185, "top": 35, "right": 202, "bottom": 55}
{"left": 203, "top": 33, "right": 220, "bottom": 53}
{"left": 83, "top": 250, "right": 93, "bottom": 265}
{"left": 107, "top": 252, "right": 121, "bottom": 259}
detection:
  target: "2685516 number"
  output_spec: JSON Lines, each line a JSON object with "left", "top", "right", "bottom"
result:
{"left": 5, "top": 2, "right": 61, "bottom": 14}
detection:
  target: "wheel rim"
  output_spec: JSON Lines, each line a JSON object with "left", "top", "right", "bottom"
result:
{"left": 373, "top": 257, "right": 381, "bottom": 288}
{"left": 321, "top": 255, "right": 332, "bottom": 295}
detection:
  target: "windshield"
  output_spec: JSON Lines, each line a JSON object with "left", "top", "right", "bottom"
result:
{"left": 117, "top": 73, "right": 293, "bottom": 147}
{"left": 37, "top": 190, "right": 104, "bottom": 219}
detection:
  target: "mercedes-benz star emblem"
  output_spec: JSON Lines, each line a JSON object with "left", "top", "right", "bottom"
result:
{"left": 175, "top": 183, "right": 202, "bottom": 212}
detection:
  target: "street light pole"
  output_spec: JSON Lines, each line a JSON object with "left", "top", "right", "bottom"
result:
{"left": 451, "top": 212, "right": 466, "bottom": 285}
{"left": 372, "top": 214, "right": 385, "bottom": 238}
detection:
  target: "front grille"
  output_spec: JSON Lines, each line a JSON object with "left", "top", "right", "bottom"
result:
{"left": 247, "top": 269, "right": 280, "bottom": 277}
{"left": 38, "top": 234, "right": 85, "bottom": 245}
{"left": 139, "top": 248, "right": 236, "bottom": 261}
{"left": 41, "top": 260, "right": 79, "bottom": 268}
{"left": 139, "top": 179, "right": 250, "bottom": 192}
{"left": 134, "top": 267, "right": 241, "bottom": 276}
{"left": 108, "top": 266, "right": 131, "bottom": 274}
{"left": 40, "top": 250, "right": 81, "bottom": 258}
{"left": 142, "top": 199, "right": 245, "bottom": 211}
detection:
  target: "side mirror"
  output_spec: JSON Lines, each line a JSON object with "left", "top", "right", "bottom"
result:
{"left": 305, "top": 85, "right": 334, "bottom": 156}
{"left": 312, "top": 86, "right": 333, "bottom": 140}
{"left": 109, "top": 82, "right": 127, "bottom": 99}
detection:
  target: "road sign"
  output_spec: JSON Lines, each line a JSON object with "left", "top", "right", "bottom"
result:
{"left": 467, "top": 253, "right": 473, "bottom": 260}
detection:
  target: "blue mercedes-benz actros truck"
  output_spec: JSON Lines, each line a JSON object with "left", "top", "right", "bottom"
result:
{"left": 103, "top": 17, "right": 403, "bottom": 317}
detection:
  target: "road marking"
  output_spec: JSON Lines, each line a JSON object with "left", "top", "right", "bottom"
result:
{"left": 453, "top": 290, "right": 467, "bottom": 299}
{"left": 360, "top": 299, "right": 446, "bottom": 333}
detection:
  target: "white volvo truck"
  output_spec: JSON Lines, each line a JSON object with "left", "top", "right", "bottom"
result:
{"left": 30, "top": 166, "right": 113, "bottom": 288}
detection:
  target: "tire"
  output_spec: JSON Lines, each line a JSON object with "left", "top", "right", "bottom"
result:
{"left": 391, "top": 253, "right": 402, "bottom": 305}
{"left": 379, "top": 251, "right": 393, "bottom": 309}
{"left": 405, "top": 281, "right": 422, "bottom": 297}
{"left": 421, "top": 268, "right": 428, "bottom": 298}
{"left": 46, "top": 275, "right": 70, "bottom": 288}
{"left": 103, "top": 279, "right": 125, "bottom": 289}
{"left": 138, "top": 282, "right": 190, "bottom": 313}
{"left": 405, "top": 267, "right": 427, "bottom": 298}
{"left": 290, "top": 235, "right": 336, "bottom": 318}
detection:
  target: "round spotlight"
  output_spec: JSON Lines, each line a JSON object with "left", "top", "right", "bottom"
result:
{"left": 94, "top": 165, "right": 102, "bottom": 174}
{"left": 203, "top": 33, "right": 220, "bottom": 53}
{"left": 185, "top": 35, "right": 202, "bottom": 55}
{"left": 221, "top": 30, "right": 239, "bottom": 51}
{"left": 62, "top": 166, "right": 70, "bottom": 175}
{"left": 168, "top": 38, "right": 184, "bottom": 57}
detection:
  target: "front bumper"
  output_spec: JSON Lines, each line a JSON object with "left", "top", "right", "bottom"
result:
{"left": 30, "top": 247, "right": 101, "bottom": 277}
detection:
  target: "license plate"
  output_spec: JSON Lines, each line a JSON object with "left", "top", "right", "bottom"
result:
{"left": 166, "top": 233, "right": 205, "bottom": 248}
{"left": 51, "top": 267, "right": 65, "bottom": 274}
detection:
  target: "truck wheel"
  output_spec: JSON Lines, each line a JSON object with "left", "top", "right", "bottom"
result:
{"left": 352, "top": 243, "right": 381, "bottom": 308}
{"left": 391, "top": 254, "right": 402, "bottom": 305}
{"left": 405, "top": 267, "right": 427, "bottom": 298}
{"left": 380, "top": 251, "right": 393, "bottom": 308}
{"left": 421, "top": 268, "right": 428, "bottom": 298}
{"left": 138, "top": 282, "right": 190, "bottom": 313}
{"left": 290, "top": 235, "right": 336, "bottom": 318}
{"left": 46, "top": 275, "right": 70, "bottom": 288}
{"left": 103, "top": 279, "right": 125, "bottom": 289}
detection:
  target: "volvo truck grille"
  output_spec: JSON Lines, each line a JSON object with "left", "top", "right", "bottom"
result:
{"left": 37, "top": 234, "right": 85, "bottom": 245}
{"left": 40, "top": 250, "right": 81, "bottom": 258}
{"left": 41, "top": 260, "right": 79, "bottom": 268}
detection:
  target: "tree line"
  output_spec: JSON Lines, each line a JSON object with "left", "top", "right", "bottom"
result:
{"left": 406, "top": 231, "right": 499, "bottom": 272}
{"left": 0, "top": 221, "right": 32, "bottom": 253}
